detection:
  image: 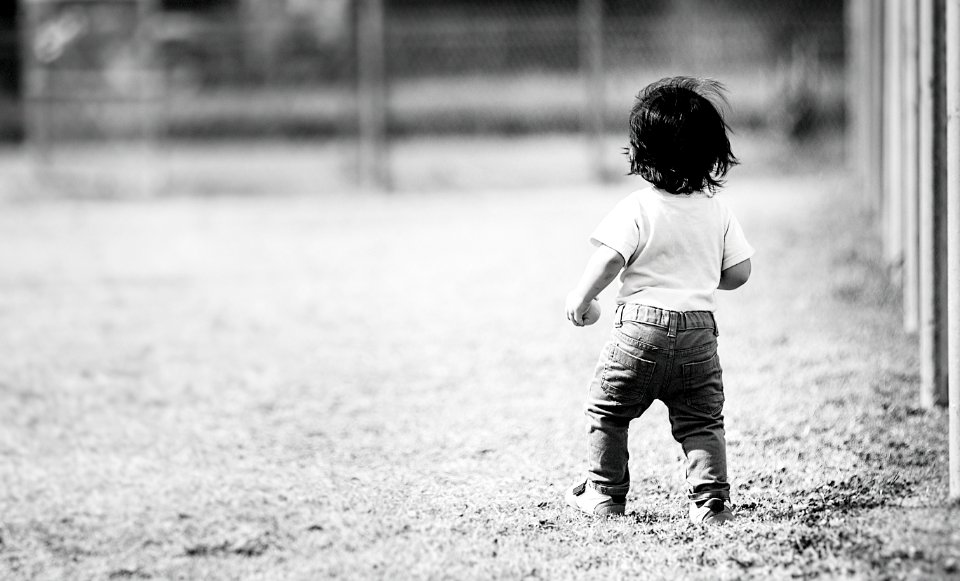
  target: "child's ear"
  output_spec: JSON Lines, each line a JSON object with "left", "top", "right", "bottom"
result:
{"left": 628, "top": 144, "right": 638, "bottom": 163}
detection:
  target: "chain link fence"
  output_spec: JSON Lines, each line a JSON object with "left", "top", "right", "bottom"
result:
{"left": 384, "top": 0, "right": 844, "bottom": 134}
{"left": 12, "top": 0, "right": 847, "bottom": 194}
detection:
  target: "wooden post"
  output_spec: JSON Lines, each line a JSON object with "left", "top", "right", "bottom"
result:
{"left": 919, "top": 0, "right": 949, "bottom": 408}
{"left": 357, "top": 0, "right": 389, "bottom": 190}
{"left": 883, "top": 0, "right": 904, "bottom": 277}
{"left": 946, "top": 0, "right": 960, "bottom": 500}
{"left": 580, "top": 0, "right": 606, "bottom": 182}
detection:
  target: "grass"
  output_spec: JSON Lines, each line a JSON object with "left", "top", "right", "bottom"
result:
{"left": 0, "top": 157, "right": 958, "bottom": 580}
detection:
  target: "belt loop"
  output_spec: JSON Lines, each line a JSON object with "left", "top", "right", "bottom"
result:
{"left": 712, "top": 313, "right": 719, "bottom": 337}
{"left": 615, "top": 303, "right": 624, "bottom": 327}
{"left": 667, "top": 312, "right": 678, "bottom": 338}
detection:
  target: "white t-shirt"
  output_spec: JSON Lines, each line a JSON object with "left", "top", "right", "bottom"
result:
{"left": 590, "top": 186, "right": 754, "bottom": 312}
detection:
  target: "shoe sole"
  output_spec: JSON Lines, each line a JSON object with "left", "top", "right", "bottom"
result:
{"left": 565, "top": 490, "right": 626, "bottom": 517}
{"left": 701, "top": 512, "right": 735, "bottom": 524}
{"left": 691, "top": 510, "right": 735, "bottom": 525}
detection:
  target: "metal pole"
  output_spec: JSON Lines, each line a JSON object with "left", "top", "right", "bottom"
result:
{"left": 903, "top": 1, "right": 921, "bottom": 334}
{"left": 946, "top": 0, "right": 960, "bottom": 499}
{"left": 21, "top": 0, "right": 51, "bottom": 165}
{"left": 854, "top": 0, "right": 876, "bottom": 203}
{"left": 868, "top": 1, "right": 886, "bottom": 217}
{"left": 884, "top": 0, "right": 904, "bottom": 278}
{"left": 857, "top": 0, "right": 874, "bottom": 194}
{"left": 580, "top": 0, "right": 605, "bottom": 182}
{"left": 357, "top": 0, "right": 389, "bottom": 190}
{"left": 919, "top": 0, "right": 949, "bottom": 408}
{"left": 845, "top": 0, "right": 864, "bottom": 180}
{"left": 136, "top": 0, "right": 161, "bottom": 196}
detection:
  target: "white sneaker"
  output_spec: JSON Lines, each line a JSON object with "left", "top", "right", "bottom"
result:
{"left": 565, "top": 482, "right": 626, "bottom": 517}
{"left": 689, "top": 498, "right": 735, "bottom": 524}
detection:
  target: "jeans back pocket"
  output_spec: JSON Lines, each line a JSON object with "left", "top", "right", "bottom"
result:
{"left": 681, "top": 352, "right": 724, "bottom": 415}
{"left": 600, "top": 343, "right": 657, "bottom": 405}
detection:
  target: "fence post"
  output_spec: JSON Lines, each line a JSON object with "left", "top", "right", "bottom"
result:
{"left": 849, "top": 0, "right": 876, "bottom": 199}
{"left": 20, "top": 0, "right": 51, "bottom": 165}
{"left": 867, "top": 2, "right": 886, "bottom": 216}
{"left": 883, "top": 0, "right": 904, "bottom": 278}
{"left": 902, "top": 1, "right": 921, "bottom": 334}
{"left": 136, "top": 0, "right": 161, "bottom": 195}
{"left": 919, "top": 0, "right": 949, "bottom": 408}
{"left": 946, "top": 0, "right": 960, "bottom": 499}
{"left": 867, "top": 1, "right": 886, "bottom": 216}
{"left": 357, "top": 0, "right": 389, "bottom": 191}
{"left": 845, "top": 0, "right": 863, "bottom": 180}
{"left": 579, "top": 0, "right": 606, "bottom": 182}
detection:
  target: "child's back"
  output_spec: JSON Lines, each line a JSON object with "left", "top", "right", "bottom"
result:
{"left": 592, "top": 187, "right": 752, "bottom": 312}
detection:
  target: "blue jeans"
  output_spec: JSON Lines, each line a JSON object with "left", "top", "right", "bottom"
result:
{"left": 583, "top": 304, "right": 730, "bottom": 503}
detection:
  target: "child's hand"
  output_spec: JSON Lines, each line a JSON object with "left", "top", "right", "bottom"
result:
{"left": 565, "top": 292, "right": 593, "bottom": 327}
{"left": 566, "top": 245, "right": 623, "bottom": 327}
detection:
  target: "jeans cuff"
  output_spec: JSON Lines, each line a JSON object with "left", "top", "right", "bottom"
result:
{"left": 589, "top": 480, "right": 630, "bottom": 497}
{"left": 688, "top": 490, "right": 730, "bottom": 503}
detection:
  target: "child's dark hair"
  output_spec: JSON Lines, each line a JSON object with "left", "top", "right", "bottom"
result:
{"left": 626, "top": 77, "right": 738, "bottom": 195}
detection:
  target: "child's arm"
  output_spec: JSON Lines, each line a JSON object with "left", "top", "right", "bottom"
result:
{"left": 718, "top": 258, "right": 751, "bottom": 290}
{"left": 565, "top": 245, "right": 625, "bottom": 326}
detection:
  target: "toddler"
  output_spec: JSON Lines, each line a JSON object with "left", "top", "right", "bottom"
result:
{"left": 564, "top": 77, "right": 753, "bottom": 524}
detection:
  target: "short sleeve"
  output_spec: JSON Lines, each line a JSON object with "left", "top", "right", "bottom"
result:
{"left": 589, "top": 195, "right": 642, "bottom": 263}
{"left": 721, "top": 209, "right": 755, "bottom": 271}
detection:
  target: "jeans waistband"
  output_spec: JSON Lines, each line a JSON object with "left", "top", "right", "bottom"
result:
{"left": 615, "top": 303, "right": 717, "bottom": 332}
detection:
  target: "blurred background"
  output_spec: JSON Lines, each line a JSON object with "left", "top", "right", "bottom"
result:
{"left": 0, "top": 0, "right": 847, "bottom": 196}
